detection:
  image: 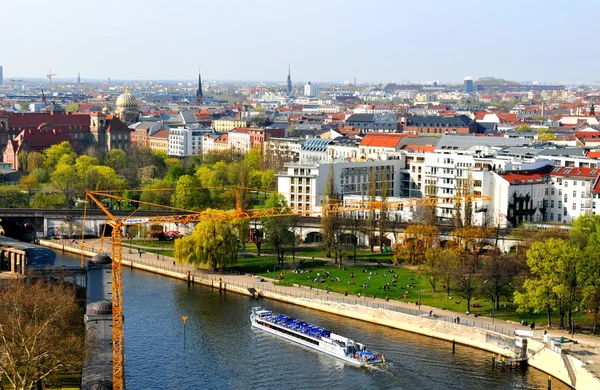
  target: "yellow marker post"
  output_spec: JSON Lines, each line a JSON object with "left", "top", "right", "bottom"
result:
{"left": 182, "top": 315, "right": 189, "bottom": 349}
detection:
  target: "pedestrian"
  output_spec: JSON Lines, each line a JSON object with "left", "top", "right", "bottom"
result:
{"left": 429, "top": 310, "right": 433, "bottom": 317}
{"left": 173, "top": 261, "right": 175, "bottom": 266}
{"left": 456, "top": 316, "right": 460, "bottom": 324}
{"left": 530, "top": 322, "right": 535, "bottom": 331}
{"left": 543, "top": 330, "right": 548, "bottom": 343}
{"left": 157, "top": 254, "right": 159, "bottom": 260}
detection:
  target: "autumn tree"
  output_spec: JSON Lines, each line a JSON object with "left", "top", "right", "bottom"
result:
{"left": 174, "top": 210, "right": 238, "bottom": 270}
{"left": 0, "top": 278, "right": 87, "bottom": 390}
{"left": 451, "top": 226, "right": 493, "bottom": 312}
{"left": 394, "top": 224, "right": 439, "bottom": 264}
{"left": 43, "top": 142, "right": 76, "bottom": 173}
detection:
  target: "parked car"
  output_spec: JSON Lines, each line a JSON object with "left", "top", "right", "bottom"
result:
{"left": 165, "top": 231, "right": 182, "bottom": 240}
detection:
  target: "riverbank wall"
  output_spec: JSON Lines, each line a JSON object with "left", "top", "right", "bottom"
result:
{"left": 43, "top": 240, "right": 599, "bottom": 390}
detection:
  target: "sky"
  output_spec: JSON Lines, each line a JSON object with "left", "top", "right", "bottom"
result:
{"left": 3, "top": 0, "right": 599, "bottom": 84}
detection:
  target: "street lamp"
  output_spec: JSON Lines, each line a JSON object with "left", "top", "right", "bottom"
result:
{"left": 182, "top": 315, "right": 188, "bottom": 349}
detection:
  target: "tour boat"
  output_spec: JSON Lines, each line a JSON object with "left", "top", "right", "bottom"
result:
{"left": 250, "top": 307, "right": 385, "bottom": 366}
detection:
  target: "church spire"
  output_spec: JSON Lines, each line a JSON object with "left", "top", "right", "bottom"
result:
{"left": 286, "top": 64, "right": 292, "bottom": 95}
{"left": 196, "top": 69, "right": 204, "bottom": 105}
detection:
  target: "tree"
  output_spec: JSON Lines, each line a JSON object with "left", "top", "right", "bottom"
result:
{"left": 366, "top": 168, "right": 377, "bottom": 251}
{"left": 378, "top": 170, "right": 389, "bottom": 251}
{"left": 514, "top": 238, "right": 582, "bottom": 329}
{"left": 43, "top": 142, "right": 76, "bottom": 172}
{"left": 439, "top": 249, "right": 458, "bottom": 296}
{"left": 394, "top": 224, "right": 439, "bottom": 264}
{"left": 104, "top": 149, "right": 128, "bottom": 173}
{"left": 0, "top": 185, "right": 28, "bottom": 208}
{"left": 50, "top": 164, "right": 78, "bottom": 209}
{"left": 174, "top": 210, "right": 238, "bottom": 270}
{"left": 422, "top": 247, "right": 444, "bottom": 292}
{"left": 450, "top": 226, "right": 492, "bottom": 312}
{"left": 175, "top": 175, "right": 209, "bottom": 210}
{"left": 19, "top": 175, "right": 38, "bottom": 205}
{"left": 0, "top": 278, "right": 86, "bottom": 390}
{"left": 65, "top": 103, "right": 79, "bottom": 113}
{"left": 572, "top": 215, "right": 600, "bottom": 333}
{"left": 262, "top": 194, "right": 297, "bottom": 267}
{"left": 479, "top": 250, "right": 521, "bottom": 310}
{"left": 321, "top": 166, "right": 337, "bottom": 258}
{"left": 19, "top": 102, "right": 30, "bottom": 112}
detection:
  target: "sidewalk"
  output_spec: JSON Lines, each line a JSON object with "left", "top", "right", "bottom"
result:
{"left": 70, "top": 238, "right": 600, "bottom": 376}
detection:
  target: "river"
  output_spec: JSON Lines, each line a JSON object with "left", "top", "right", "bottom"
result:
{"left": 55, "top": 251, "right": 566, "bottom": 390}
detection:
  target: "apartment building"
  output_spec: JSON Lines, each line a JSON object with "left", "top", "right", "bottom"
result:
{"left": 276, "top": 160, "right": 405, "bottom": 215}
{"left": 212, "top": 118, "right": 248, "bottom": 132}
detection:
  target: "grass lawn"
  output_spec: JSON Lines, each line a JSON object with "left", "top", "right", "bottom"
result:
{"left": 233, "top": 255, "right": 593, "bottom": 328}
{"left": 241, "top": 243, "right": 394, "bottom": 263}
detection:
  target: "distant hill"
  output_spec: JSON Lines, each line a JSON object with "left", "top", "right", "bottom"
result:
{"left": 475, "top": 77, "right": 521, "bottom": 86}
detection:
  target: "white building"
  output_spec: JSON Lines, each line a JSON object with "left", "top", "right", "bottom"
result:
{"left": 228, "top": 128, "right": 251, "bottom": 153}
{"left": 277, "top": 160, "right": 406, "bottom": 215}
{"left": 168, "top": 127, "right": 213, "bottom": 157}
{"left": 304, "top": 82, "right": 319, "bottom": 97}
{"left": 493, "top": 166, "right": 600, "bottom": 227}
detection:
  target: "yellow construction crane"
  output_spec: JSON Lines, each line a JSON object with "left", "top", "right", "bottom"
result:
{"left": 83, "top": 186, "right": 491, "bottom": 390}
{"left": 46, "top": 70, "right": 57, "bottom": 85}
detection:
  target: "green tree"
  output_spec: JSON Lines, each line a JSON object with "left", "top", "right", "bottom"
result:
{"left": 571, "top": 215, "right": 600, "bottom": 333}
{"left": 104, "top": 149, "right": 128, "bottom": 173}
{"left": 50, "top": 163, "right": 78, "bottom": 209}
{"left": 44, "top": 142, "right": 76, "bottom": 172}
{"left": 0, "top": 185, "right": 28, "bottom": 208}
{"left": 30, "top": 192, "right": 65, "bottom": 209}
{"left": 245, "top": 149, "right": 262, "bottom": 171}
{"left": 19, "top": 102, "right": 30, "bottom": 112}
{"left": 65, "top": 103, "right": 79, "bottom": 113}
{"left": 174, "top": 210, "right": 238, "bottom": 270}
{"left": 515, "top": 238, "right": 582, "bottom": 329}
{"left": 175, "top": 175, "right": 210, "bottom": 210}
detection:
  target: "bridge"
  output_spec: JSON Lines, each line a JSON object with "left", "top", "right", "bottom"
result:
{"left": 0, "top": 208, "right": 520, "bottom": 251}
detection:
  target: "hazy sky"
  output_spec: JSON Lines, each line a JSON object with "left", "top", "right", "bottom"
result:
{"left": 3, "top": 0, "right": 598, "bottom": 84}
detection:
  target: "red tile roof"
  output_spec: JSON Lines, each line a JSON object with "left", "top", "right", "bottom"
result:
{"left": 1, "top": 112, "right": 89, "bottom": 131}
{"left": 359, "top": 133, "right": 416, "bottom": 148}
{"left": 400, "top": 144, "right": 435, "bottom": 153}
{"left": 150, "top": 129, "right": 170, "bottom": 139}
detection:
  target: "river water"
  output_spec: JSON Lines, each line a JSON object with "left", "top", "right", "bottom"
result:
{"left": 55, "top": 252, "right": 566, "bottom": 390}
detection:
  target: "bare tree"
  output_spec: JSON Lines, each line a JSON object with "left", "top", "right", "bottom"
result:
{"left": 0, "top": 278, "right": 87, "bottom": 390}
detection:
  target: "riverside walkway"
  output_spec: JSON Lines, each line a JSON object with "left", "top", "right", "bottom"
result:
{"left": 44, "top": 238, "right": 600, "bottom": 389}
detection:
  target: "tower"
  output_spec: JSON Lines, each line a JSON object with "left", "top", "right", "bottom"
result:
{"left": 77, "top": 72, "right": 81, "bottom": 84}
{"left": 464, "top": 76, "right": 474, "bottom": 93}
{"left": 196, "top": 70, "right": 204, "bottom": 105}
{"left": 286, "top": 65, "right": 292, "bottom": 95}
{"left": 0, "top": 66, "right": 3, "bottom": 85}
{"left": 591, "top": 102, "right": 596, "bottom": 117}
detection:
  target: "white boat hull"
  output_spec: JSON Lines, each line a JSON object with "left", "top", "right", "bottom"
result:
{"left": 250, "top": 310, "right": 383, "bottom": 366}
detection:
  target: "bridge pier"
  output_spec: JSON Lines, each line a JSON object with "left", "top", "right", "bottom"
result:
{"left": 0, "top": 247, "right": 27, "bottom": 276}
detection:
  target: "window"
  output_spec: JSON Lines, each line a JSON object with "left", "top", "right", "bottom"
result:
{"left": 564, "top": 181, "right": 568, "bottom": 188}
{"left": 550, "top": 213, "right": 554, "bottom": 221}
{"left": 558, "top": 214, "right": 562, "bottom": 222}
{"left": 551, "top": 200, "right": 555, "bottom": 208}
{"left": 545, "top": 188, "right": 549, "bottom": 195}
{"left": 573, "top": 191, "right": 577, "bottom": 198}
{"left": 573, "top": 203, "right": 577, "bottom": 210}
{"left": 551, "top": 188, "right": 555, "bottom": 195}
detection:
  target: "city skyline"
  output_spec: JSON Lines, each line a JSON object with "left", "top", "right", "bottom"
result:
{"left": 3, "top": 0, "right": 600, "bottom": 84}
